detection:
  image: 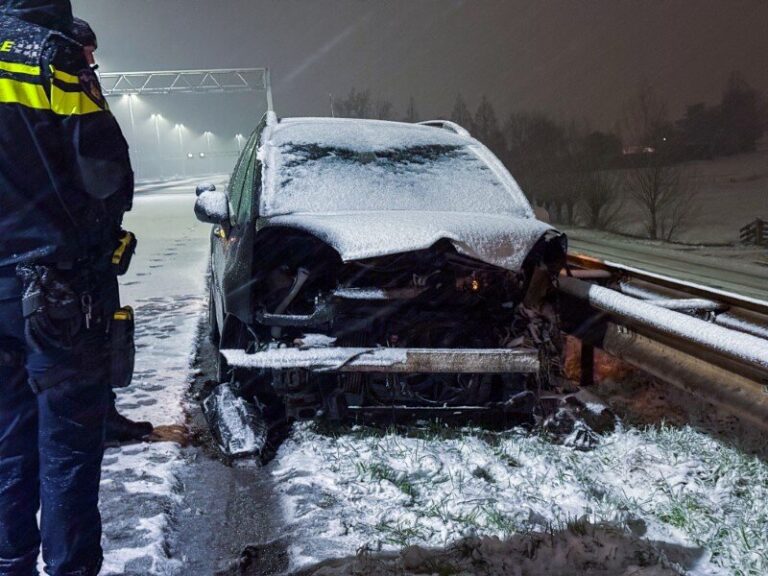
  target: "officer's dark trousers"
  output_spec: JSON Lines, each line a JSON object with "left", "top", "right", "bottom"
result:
{"left": 0, "top": 267, "right": 109, "bottom": 576}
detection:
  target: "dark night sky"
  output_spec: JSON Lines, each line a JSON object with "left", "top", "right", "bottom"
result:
{"left": 69, "top": 0, "right": 768, "bottom": 174}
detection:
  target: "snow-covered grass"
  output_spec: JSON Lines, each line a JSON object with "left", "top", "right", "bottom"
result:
{"left": 273, "top": 422, "right": 768, "bottom": 575}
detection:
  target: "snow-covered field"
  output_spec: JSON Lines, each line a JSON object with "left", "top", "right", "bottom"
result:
{"left": 270, "top": 422, "right": 768, "bottom": 575}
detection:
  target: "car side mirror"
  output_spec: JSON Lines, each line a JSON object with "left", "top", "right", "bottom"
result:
{"left": 194, "top": 190, "right": 230, "bottom": 226}
{"left": 195, "top": 183, "right": 216, "bottom": 197}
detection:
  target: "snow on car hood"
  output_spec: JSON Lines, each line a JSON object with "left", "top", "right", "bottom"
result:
{"left": 263, "top": 210, "right": 559, "bottom": 271}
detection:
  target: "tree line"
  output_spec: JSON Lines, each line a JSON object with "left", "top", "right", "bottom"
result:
{"left": 331, "top": 73, "right": 766, "bottom": 241}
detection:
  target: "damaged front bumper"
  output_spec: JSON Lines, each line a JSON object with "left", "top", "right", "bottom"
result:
{"left": 221, "top": 346, "right": 540, "bottom": 374}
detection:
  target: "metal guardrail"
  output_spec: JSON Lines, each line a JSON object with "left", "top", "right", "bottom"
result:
{"left": 740, "top": 218, "right": 766, "bottom": 246}
{"left": 567, "top": 253, "right": 768, "bottom": 316}
{"left": 562, "top": 254, "right": 768, "bottom": 431}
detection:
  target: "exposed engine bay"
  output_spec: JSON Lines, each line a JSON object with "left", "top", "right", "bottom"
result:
{"left": 224, "top": 230, "right": 567, "bottom": 424}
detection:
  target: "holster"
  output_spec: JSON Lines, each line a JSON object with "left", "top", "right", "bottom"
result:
{"left": 16, "top": 264, "right": 84, "bottom": 352}
{"left": 109, "top": 306, "right": 135, "bottom": 389}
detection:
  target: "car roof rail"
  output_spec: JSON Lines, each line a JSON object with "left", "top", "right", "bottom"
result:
{"left": 418, "top": 120, "right": 471, "bottom": 138}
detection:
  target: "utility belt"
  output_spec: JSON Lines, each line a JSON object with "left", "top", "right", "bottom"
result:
{"left": 13, "top": 230, "right": 138, "bottom": 390}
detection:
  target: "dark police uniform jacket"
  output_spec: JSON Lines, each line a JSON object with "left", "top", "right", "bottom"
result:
{"left": 0, "top": 0, "right": 133, "bottom": 269}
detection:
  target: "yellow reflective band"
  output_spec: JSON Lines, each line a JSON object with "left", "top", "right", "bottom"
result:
{"left": 51, "top": 84, "right": 103, "bottom": 116}
{"left": 0, "top": 60, "right": 41, "bottom": 77}
{"left": 51, "top": 67, "right": 80, "bottom": 85}
{"left": 0, "top": 77, "right": 49, "bottom": 109}
{"left": 112, "top": 231, "right": 134, "bottom": 265}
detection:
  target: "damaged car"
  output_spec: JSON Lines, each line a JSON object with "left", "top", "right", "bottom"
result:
{"left": 195, "top": 114, "right": 567, "bottom": 455}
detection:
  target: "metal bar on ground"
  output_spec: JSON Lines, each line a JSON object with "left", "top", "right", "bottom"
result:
{"left": 221, "top": 347, "right": 540, "bottom": 373}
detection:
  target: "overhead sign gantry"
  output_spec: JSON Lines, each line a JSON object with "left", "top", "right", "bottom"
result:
{"left": 100, "top": 68, "right": 273, "bottom": 109}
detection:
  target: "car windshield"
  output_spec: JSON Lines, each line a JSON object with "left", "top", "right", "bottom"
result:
{"left": 261, "top": 120, "right": 532, "bottom": 217}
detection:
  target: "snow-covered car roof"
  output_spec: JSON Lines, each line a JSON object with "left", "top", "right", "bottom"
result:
{"left": 259, "top": 117, "right": 534, "bottom": 218}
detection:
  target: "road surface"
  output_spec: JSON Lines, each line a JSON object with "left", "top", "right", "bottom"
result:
{"left": 566, "top": 229, "right": 768, "bottom": 303}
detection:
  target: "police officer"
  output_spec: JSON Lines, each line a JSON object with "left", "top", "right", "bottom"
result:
{"left": 69, "top": 16, "right": 154, "bottom": 445}
{"left": 0, "top": 1, "right": 133, "bottom": 574}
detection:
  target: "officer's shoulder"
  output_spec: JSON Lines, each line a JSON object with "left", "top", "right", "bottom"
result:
{"left": 0, "top": 14, "right": 50, "bottom": 66}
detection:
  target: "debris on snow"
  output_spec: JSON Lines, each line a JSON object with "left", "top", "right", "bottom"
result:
{"left": 203, "top": 383, "right": 268, "bottom": 458}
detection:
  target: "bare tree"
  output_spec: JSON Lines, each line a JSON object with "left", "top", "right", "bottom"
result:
{"left": 374, "top": 97, "right": 394, "bottom": 120}
{"left": 623, "top": 83, "right": 698, "bottom": 241}
{"left": 450, "top": 94, "right": 474, "bottom": 132}
{"left": 473, "top": 95, "right": 506, "bottom": 158}
{"left": 626, "top": 160, "right": 698, "bottom": 241}
{"left": 333, "top": 88, "right": 372, "bottom": 118}
{"left": 579, "top": 170, "right": 624, "bottom": 231}
{"left": 404, "top": 96, "right": 419, "bottom": 123}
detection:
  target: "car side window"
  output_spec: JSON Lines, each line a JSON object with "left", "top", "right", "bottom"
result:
{"left": 227, "top": 143, "right": 249, "bottom": 219}
{"left": 235, "top": 116, "right": 268, "bottom": 224}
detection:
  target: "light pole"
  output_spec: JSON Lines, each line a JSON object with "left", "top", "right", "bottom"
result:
{"left": 175, "top": 124, "right": 185, "bottom": 176}
{"left": 151, "top": 114, "right": 163, "bottom": 178}
{"left": 151, "top": 114, "right": 162, "bottom": 147}
{"left": 124, "top": 94, "right": 139, "bottom": 176}
{"left": 125, "top": 94, "right": 137, "bottom": 135}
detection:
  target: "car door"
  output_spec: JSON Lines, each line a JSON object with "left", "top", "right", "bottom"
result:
{"left": 213, "top": 117, "right": 266, "bottom": 328}
{"left": 210, "top": 129, "right": 255, "bottom": 328}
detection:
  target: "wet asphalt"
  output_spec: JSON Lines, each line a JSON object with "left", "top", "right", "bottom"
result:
{"left": 167, "top": 334, "right": 289, "bottom": 575}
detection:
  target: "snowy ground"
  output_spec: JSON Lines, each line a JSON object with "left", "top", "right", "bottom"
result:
{"left": 96, "top": 178, "right": 223, "bottom": 575}
{"left": 268, "top": 421, "right": 767, "bottom": 576}
{"left": 90, "top": 177, "right": 768, "bottom": 576}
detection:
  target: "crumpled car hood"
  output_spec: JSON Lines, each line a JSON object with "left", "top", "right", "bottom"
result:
{"left": 264, "top": 211, "right": 560, "bottom": 272}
